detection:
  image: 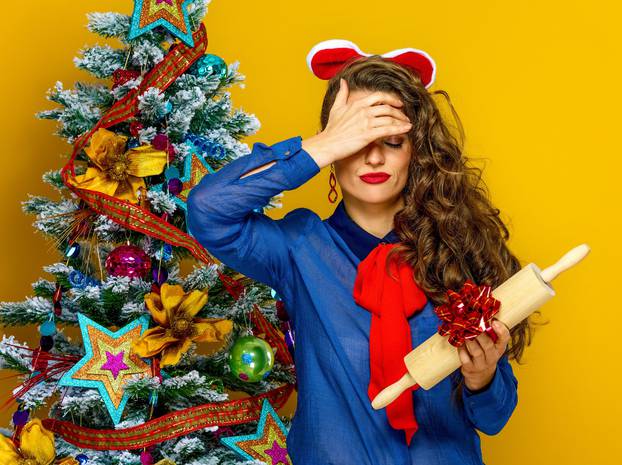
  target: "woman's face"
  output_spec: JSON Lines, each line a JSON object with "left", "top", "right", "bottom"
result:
{"left": 333, "top": 89, "right": 413, "bottom": 206}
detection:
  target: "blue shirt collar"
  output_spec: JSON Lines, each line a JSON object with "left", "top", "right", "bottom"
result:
{"left": 326, "top": 199, "right": 400, "bottom": 261}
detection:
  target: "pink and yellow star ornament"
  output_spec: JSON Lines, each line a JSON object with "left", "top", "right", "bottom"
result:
{"left": 220, "top": 398, "right": 292, "bottom": 465}
{"left": 129, "top": 0, "right": 195, "bottom": 47}
{"left": 58, "top": 313, "right": 152, "bottom": 425}
{"left": 150, "top": 148, "right": 214, "bottom": 238}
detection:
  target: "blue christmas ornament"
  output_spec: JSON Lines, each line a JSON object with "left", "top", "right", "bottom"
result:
{"left": 76, "top": 454, "right": 89, "bottom": 464}
{"left": 155, "top": 243, "right": 173, "bottom": 262}
{"left": 157, "top": 101, "right": 173, "bottom": 119}
{"left": 127, "top": 138, "right": 141, "bottom": 149}
{"left": 68, "top": 270, "right": 100, "bottom": 289}
{"left": 164, "top": 166, "right": 181, "bottom": 181}
{"left": 190, "top": 54, "right": 227, "bottom": 79}
{"left": 65, "top": 242, "right": 80, "bottom": 259}
{"left": 68, "top": 270, "right": 87, "bottom": 288}
{"left": 184, "top": 134, "right": 227, "bottom": 160}
{"left": 270, "top": 288, "right": 282, "bottom": 301}
{"left": 39, "top": 320, "right": 57, "bottom": 337}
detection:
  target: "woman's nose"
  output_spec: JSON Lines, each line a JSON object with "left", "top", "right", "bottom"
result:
{"left": 364, "top": 143, "right": 386, "bottom": 165}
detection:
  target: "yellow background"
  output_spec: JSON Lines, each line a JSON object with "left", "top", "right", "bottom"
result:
{"left": 1, "top": 0, "right": 620, "bottom": 463}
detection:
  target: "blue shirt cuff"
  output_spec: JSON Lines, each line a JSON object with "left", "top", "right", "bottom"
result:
{"left": 463, "top": 365, "right": 504, "bottom": 405}
{"left": 270, "top": 135, "right": 321, "bottom": 185}
{"left": 235, "top": 136, "right": 320, "bottom": 189}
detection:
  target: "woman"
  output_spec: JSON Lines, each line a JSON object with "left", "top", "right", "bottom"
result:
{"left": 187, "top": 56, "right": 536, "bottom": 465}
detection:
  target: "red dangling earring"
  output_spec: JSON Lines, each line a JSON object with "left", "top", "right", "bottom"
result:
{"left": 328, "top": 163, "right": 338, "bottom": 203}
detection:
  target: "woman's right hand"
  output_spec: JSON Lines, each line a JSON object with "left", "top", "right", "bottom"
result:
{"left": 302, "top": 78, "right": 412, "bottom": 168}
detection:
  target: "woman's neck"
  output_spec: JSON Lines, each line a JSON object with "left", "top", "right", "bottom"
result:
{"left": 342, "top": 194, "right": 405, "bottom": 239}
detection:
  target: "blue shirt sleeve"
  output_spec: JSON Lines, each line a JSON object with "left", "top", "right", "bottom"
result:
{"left": 186, "top": 135, "right": 321, "bottom": 301}
{"left": 461, "top": 353, "right": 518, "bottom": 435}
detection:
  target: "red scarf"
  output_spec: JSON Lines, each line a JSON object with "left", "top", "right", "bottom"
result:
{"left": 353, "top": 242, "right": 428, "bottom": 446}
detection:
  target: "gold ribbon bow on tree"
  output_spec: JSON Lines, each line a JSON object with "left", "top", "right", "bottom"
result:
{"left": 132, "top": 283, "right": 234, "bottom": 366}
{"left": 0, "top": 419, "right": 78, "bottom": 465}
{"left": 66, "top": 127, "right": 168, "bottom": 204}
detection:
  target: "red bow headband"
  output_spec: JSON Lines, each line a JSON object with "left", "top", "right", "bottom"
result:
{"left": 306, "top": 39, "right": 437, "bottom": 89}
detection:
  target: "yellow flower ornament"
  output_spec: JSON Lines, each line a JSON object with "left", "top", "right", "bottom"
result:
{"left": 0, "top": 419, "right": 78, "bottom": 465}
{"left": 132, "top": 283, "right": 234, "bottom": 366}
{"left": 66, "top": 128, "right": 168, "bottom": 204}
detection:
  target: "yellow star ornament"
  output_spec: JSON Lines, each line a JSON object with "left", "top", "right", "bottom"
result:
{"left": 132, "top": 283, "right": 234, "bottom": 366}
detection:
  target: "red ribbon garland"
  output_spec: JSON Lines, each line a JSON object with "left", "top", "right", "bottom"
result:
{"left": 43, "top": 25, "right": 299, "bottom": 448}
{"left": 250, "top": 305, "right": 294, "bottom": 366}
{"left": 60, "top": 23, "right": 213, "bottom": 265}
{"left": 434, "top": 279, "right": 501, "bottom": 347}
{"left": 42, "top": 384, "right": 294, "bottom": 450}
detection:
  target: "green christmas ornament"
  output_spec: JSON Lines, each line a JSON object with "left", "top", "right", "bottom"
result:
{"left": 228, "top": 335, "right": 274, "bottom": 382}
{"left": 190, "top": 54, "right": 227, "bottom": 79}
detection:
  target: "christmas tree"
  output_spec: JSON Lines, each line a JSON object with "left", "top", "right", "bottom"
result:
{"left": 0, "top": 1, "right": 296, "bottom": 464}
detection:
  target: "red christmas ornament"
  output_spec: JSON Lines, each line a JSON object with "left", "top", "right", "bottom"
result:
{"left": 112, "top": 68, "right": 141, "bottom": 89}
{"left": 152, "top": 134, "right": 169, "bottom": 150}
{"left": 105, "top": 245, "right": 152, "bottom": 279}
{"left": 167, "top": 143, "right": 176, "bottom": 161}
{"left": 275, "top": 300, "right": 289, "bottom": 321}
{"left": 130, "top": 121, "right": 144, "bottom": 137}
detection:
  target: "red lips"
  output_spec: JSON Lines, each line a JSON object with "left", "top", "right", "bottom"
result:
{"left": 360, "top": 172, "right": 390, "bottom": 184}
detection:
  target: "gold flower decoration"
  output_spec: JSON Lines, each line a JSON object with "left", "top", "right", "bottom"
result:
{"left": 0, "top": 419, "right": 78, "bottom": 465}
{"left": 66, "top": 127, "right": 168, "bottom": 204}
{"left": 132, "top": 283, "right": 234, "bottom": 366}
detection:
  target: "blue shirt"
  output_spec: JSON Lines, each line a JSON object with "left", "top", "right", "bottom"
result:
{"left": 187, "top": 136, "right": 518, "bottom": 465}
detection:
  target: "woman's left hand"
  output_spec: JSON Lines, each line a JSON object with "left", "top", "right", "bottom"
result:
{"left": 458, "top": 319, "right": 511, "bottom": 391}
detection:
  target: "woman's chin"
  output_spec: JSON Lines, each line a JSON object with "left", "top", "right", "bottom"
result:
{"left": 349, "top": 190, "right": 401, "bottom": 205}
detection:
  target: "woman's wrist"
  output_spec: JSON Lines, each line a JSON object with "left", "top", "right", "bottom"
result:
{"left": 464, "top": 366, "right": 496, "bottom": 392}
{"left": 301, "top": 133, "right": 334, "bottom": 169}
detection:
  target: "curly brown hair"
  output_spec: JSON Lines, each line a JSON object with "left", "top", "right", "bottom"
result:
{"left": 317, "top": 55, "right": 548, "bottom": 410}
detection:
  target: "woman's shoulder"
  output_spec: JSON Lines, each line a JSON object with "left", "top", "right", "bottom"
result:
{"left": 278, "top": 207, "right": 322, "bottom": 236}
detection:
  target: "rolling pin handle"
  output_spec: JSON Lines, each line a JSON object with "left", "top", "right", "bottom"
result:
{"left": 371, "top": 372, "right": 416, "bottom": 410}
{"left": 540, "top": 243, "right": 590, "bottom": 283}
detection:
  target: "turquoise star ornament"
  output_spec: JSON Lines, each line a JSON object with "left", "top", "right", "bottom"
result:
{"left": 58, "top": 313, "right": 152, "bottom": 425}
{"left": 150, "top": 148, "right": 215, "bottom": 236}
{"left": 220, "top": 398, "right": 292, "bottom": 464}
{"left": 128, "top": 0, "right": 195, "bottom": 47}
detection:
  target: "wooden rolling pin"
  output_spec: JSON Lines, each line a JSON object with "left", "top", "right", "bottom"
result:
{"left": 371, "top": 243, "right": 590, "bottom": 410}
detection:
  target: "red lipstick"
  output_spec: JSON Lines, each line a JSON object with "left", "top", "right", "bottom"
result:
{"left": 359, "top": 172, "right": 390, "bottom": 184}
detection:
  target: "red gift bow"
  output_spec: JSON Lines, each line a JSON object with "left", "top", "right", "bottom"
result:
{"left": 306, "top": 38, "right": 437, "bottom": 88}
{"left": 434, "top": 279, "right": 501, "bottom": 347}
